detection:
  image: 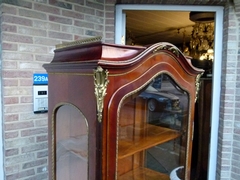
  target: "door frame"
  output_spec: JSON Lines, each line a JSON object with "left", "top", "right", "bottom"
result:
{"left": 0, "top": 87, "right": 3, "bottom": 179}
{"left": 115, "top": 4, "right": 224, "bottom": 180}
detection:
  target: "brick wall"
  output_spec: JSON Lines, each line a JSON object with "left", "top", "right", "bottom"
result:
{"left": 230, "top": 1, "right": 240, "bottom": 179}
{"left": 217, "top": 2, "right": 236, "bottom": 179}
{"left": 0, "top": 0, "right": 238, "bottom": 180}
{"left": 0, "top": 0, "right": 114, "bottom": 179}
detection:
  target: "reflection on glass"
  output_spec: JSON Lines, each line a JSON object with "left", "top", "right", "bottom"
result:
{"left": 117, "top": 74, "right": 188, "bottom": 180}
{"left": 55, "top": 104, "right": 88, "bottom": 180}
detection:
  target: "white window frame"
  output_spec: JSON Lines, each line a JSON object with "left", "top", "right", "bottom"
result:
{"left": 115, "top": 4, "right": 224, "bottom": 180}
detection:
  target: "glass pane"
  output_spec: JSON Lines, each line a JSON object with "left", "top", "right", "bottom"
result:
{"left": 117, "top": 74, "right": 189, "bottom": 180}
{"left": 55, "top": 104, "right": 88, "bottom": 180}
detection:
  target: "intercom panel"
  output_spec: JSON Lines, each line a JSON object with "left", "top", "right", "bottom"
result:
{"left": 33, "top": 85, "right": 48, "bottom": 113}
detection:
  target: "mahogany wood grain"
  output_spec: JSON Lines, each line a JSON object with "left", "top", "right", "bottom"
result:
{"left": 118, "top": 167, "right": 170, "bottom": 180}
{"left": 118, "top": 124, "right": 181, "bottom": 159}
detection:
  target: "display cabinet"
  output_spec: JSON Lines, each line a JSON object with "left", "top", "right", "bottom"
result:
{"left": 43, "top": 38, "right": 204, "bottom": 180}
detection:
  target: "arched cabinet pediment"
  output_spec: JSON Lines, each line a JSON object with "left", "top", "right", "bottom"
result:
{"left": 44, "top": 39, "right": 203, "bottom": 180}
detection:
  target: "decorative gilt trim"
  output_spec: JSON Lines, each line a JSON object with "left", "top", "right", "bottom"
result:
{"left": 153, "top": 44, "right": 180, "bottom": 57}
{"left": 55, "top": 36, "right": 102, "bottom": 49}
{"left": 195, "top": 72, "right": 204, "bottom": 102}
{"left": 94, "top": 66, "right": 109, "bottom": 123}
{"left": 168, "top": 46, "right": 180, "bottom": 57}
{"left": 152, "top": 44, "right": 167, "bottom": 53}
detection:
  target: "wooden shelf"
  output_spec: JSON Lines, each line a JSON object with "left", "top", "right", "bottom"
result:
{"left": 118, "top": 124, "right": 180, "bottom": 159}
{"left": 118, "top": 167, "right": 170, "bottom": 180}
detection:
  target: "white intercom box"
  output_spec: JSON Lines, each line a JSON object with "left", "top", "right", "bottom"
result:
{"left": 33, "top": 85, "right": 48, "bottom": 113}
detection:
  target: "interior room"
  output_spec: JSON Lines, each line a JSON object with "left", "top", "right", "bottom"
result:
{"left": 125, "top": 10, "right": 214, "bottom": 180}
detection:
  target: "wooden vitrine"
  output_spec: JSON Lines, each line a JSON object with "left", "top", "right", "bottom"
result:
{"left": 43, "top": 39, "right": 203, "bottom": 180}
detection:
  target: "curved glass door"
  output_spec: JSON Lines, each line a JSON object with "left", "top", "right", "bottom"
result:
{"left": 117, "top": 73, "right": 189, "bottom": 180}
{"left": 55, "top": 104, "right": 88, "bottom": 180}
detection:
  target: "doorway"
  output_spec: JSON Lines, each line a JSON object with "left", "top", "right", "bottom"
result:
{"left": 115, "top": 4, "right": 224, "bottom": 180}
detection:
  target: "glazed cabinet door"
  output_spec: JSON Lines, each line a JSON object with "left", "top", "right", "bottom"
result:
{"left": 117, "top": 73, "right": 189, "bottom": 180}
{"left": 54, "top": 104, "right": 89, "bottom": 180}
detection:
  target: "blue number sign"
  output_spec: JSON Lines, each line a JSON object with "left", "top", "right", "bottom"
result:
{"left": 33, "top": 74, "right": 48, "bottom": 85}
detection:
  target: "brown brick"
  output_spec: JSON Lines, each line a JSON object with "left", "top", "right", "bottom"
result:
{"left": 3, "top": 70, "right": 32, "bottom": 78}
{"left": 33, "top": 20, "right": 60, "bottom": 31}
{"left": 85, "top": 14, "right": 104, "bottom": 24}
{"left": 19, "top": 9, "right": 47, "bottom": 20}
{"left": 35, "top": 54, "right": 54, "bottom": 62}
{"left": 105, "top": 4, "right": 115, "bottom": 11}
{"left": 4, "top": 97, "right": 19, "bottom": 105}
{"left": 5, "top": 164, "right": 20, "bottom": 175}
{"left": 34, "top": 3, "right": 60, "bottom": 14}
{"left": 18, "top": 26, "right": 47, "bottom": 37}
{"left": 4, "top": 114, "right": 19, "bottom": 122}
{"left": 19, "top": 44, "right": 48, "bottom": 53}
{"left": 61, "top": 25, "right": 84, "bottom": 35}
{"left": 62, "top": 9, "right": 84, "bottom": 19}
{"left": 5, "top": 121, "right": 34, "bottom": 131}
{"left": 37, "top": 150, "right": 48, "bottom": 158}
{"left": 4, "top": 86, "right": 32, "bottom": 96}
{"left": 106, "top": 18, "right": 114, "bottom": 24}
{"left": 2, "top": 33, "right": 33, "bottom": 43}
{"left": 35, "top": 118, "right": 48, "bottom": 127}
{"left": 105, "top": 32, "right": 114, "bottom": 39}
{"left": 106, "top": 25, "right": 114, "bottom": 32}
{"left": 2, "top": 14, "right": 32, "bottom": 26}
{"left": 1, "top": 4, "right": 17, "bottom": 15}
{"left": 19, "top": 79, "right": 33, "bottom": 86}
{"left": 5, "top": 148, "right": 19, "bottom": 157}
{"left": 5, "top": 131, "right": 19, "bottom": 139}
{"left": 3, "top": 0, "right": 32, "bottom": 9}
{"left": 95, "top": 24, "right": 104, "bottom": 31}
{"left": 20, "top": 112, "right": 47, "bottom": 121}
{"left": 74, "top": 5, "right": 95, "bottom": 15}
{"left": 49, "top": 0, "right": 72, "bottom": 9}
{"left": 74, "top": 35, "right": 83, "bottom": 40}
{"left": 86, "top": 1, "right": 104, "bottom": 10}
{"left": 48, "top": 31, "right": 72, "bottom": 40}
{"left": 21, "top": 127, "right": 47, "bottom": 137}
{"left": 2, "top": 43, "right": 18, "bottom": 51}
{"left": 34, "top": 37, "right": 60, "bottom": 46}
{"left": 3, "top": 79, "right": 18, "bottom": 87}
{"left": 2, "top": 60, "right": 18, "bottom": 70}
{"left": 6, "top": 169, "right": 35, "bottom": 180}
{"left": 36, "top": 135, "right": 48, "bottom": 142}
{"left": 85, "top": 29, "right": 102, "bottom": 36}
{"left": 36, "top": 166, "right": 48, "bottom": 174}
{"left": 74, "top": 20, "right": 94, "bottom": 29}
{"left": 4, "top": 104, "right": 32, "bottom": 113}
{"left": 106, "top": 11, "right": 114, "bottom": 19}
{"left": 66, "top": 0, "right": 84, "bottom": 5}
{"left": 49, "top": 15, "right": 72, "bottom": 25}
{"left": 22, "top": 142, "right": 48, "bottom": 153}
{"left": 24, "top": 173, "right": 48, "bottom": 180}
{"left": 234, "top": 128, "right": 240, "bottom": 134}
{"left": 2, "top": 52, "right": 33, "bottom": 61}
{"left": 96, "top": 9, "right": 104, "bottom": 17}
{"left": 5, "top": 137, "right": 35, "bottom": 149}
{"left": 22, "top": 159, "right": 47, "bottom": 169}
{"left": 1, "top": 24, "right": 17, "bottom": 33}
{"left": 20, "top": 96, "right": 32, "bottom": 103}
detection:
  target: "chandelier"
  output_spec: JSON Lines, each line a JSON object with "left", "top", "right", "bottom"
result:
{"left": 189, "top": 12, "right": 214, "bottom": 61}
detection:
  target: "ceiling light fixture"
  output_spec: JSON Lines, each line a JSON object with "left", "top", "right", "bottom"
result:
{"left": 189, "top": 12, "right": 214, "bottom": 61}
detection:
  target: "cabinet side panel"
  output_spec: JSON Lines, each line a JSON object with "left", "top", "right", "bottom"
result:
{"left": 48, "top": 73, "right": 98, "bottom": 180}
